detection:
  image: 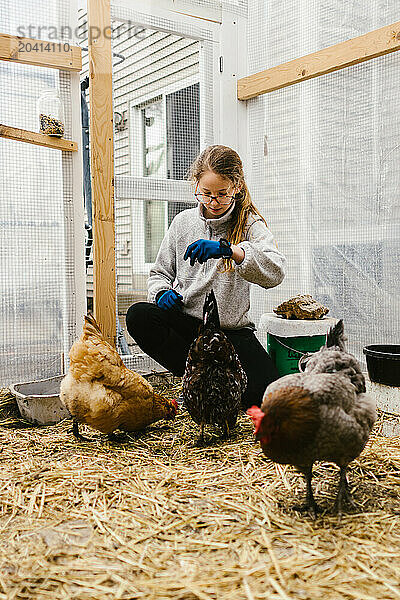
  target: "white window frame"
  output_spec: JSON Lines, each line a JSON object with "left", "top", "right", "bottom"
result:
{"left": 130, "top": 74, "right": 200, "bottom": 270}
{"left": 130, "top": 73, "right": 199, "bottom": 177}
{"left": 111, "top": 1, "right": 247, "bottom": 277}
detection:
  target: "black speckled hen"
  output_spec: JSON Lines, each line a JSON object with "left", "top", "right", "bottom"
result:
{"left": 182, "top": 289, "right": 247, "bottom": 443}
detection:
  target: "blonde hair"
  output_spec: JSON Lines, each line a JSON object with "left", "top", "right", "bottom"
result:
{"left": 188, "top": 145, "right": 267, "bottom": 272}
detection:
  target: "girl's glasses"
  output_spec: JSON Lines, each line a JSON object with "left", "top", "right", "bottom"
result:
{"left": 194, "top": 184, "right": 236, "bottom": 206}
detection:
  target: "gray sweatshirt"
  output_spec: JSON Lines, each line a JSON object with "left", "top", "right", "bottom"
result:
{"left": 147, "top": 203, "right": 286, "bottom": 329}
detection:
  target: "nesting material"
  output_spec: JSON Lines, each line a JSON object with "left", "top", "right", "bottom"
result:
{"left": 274, "top": 295, "right": 329, "bottom": 320}
{"left": 0, "top": 378, "right": 399, "bottom": 600}
{"left": 0, "top": 388, "right": 31, "bottom": 429}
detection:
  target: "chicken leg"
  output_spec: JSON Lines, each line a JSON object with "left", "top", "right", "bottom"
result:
{"left": 72, "top": 420, "right": 91, "bottom": 442}
{"left": 221, "top": 420, "right": 231, "bottom": 440}
{"left": 196, "top": 422, "right": 206, "bottom": 446}
{"left": 294, "top": 465, "right": 320, "bottom": 518}
{"left": 334, "top": 466, "right": 357, "bottom": 516}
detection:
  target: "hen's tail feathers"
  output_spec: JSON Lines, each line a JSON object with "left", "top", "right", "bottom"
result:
{"left": 326, "top": 319, "right": 346, "bottom": 350}
{"left": 203, "top": 289, "right": 220, "bottom": 330}
{"left": 83, "top": 314, "right": 106, "bottom": 342}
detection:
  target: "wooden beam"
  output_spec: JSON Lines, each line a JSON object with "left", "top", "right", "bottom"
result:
{"left": 0, "top": 124, "right": 78, "bottom": 151}
{"left": 0, "top": 32, "right": 82, "bottom": 71}
{"left": 172, "top": 10, "right": 221, "bottom": 24}
{"left": 238, "top": 21, "right": 400, "bottom": 100}
{"left": 88, "top": 0, "right": 117, "bottom": 347}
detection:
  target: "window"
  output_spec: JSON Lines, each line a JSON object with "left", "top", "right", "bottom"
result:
{"left": 140, "top": 97, "right": 166, "bottom": 263}
{"left": 132, "top": 82, "right": 200, "bottom": 263}
{"left": 166, "top": 83, "right": 200, "bottom": 180}
{"left": 166, "top": 83, "right": 200, "bottom": 224}
{"left": 141, "top": 98, "right": 165, "bottom": 178}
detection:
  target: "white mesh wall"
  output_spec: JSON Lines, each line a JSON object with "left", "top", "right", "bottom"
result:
{"left": 78, "top": 3, "right": 218, "bottom": 360}
{"left": 168, "top": 0, "right": 248, "bottom": 17}
{"left": 77, "top": 1, "right": 399, "bottom": 367}
{"left": 247, "top": 0, "right": 400, "bottom": 361}
{"left": 0, "top": 1, "right": 82, "bottom": 386}
{"left": 111, "top": 8, "right": 214, "bottom": 352}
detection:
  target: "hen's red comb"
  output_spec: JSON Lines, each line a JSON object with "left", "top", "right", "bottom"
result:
{"left": 247, "top": 406, "right": 265, "bottom": 435}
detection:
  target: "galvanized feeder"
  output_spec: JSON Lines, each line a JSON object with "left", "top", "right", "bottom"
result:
{"left": 10, "top": 375, "right": 70, "bottom": 426}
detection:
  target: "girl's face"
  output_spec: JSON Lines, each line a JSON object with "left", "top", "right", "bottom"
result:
{"left": 197, "top": 171, "right": 235, "bottom": 219}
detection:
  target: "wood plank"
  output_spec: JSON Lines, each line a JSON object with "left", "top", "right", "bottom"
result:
{"left": 0, "top": 124, "right": 77, "bottom": 151}
{"left": 238, "top": 20, "right": 400, "bottom": 100}
{"left": 88, "top": 0, "right": 117, "bottom": 346}
{"left": 172, "top": 10, "right": 220, "bottom": 24}
{"left": 0, "top": 33, "right": 82, "bottom": 71}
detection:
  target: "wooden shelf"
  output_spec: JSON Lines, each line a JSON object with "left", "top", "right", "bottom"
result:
{"left": 0, "top": 32, "right": 82, "bottom": 71}
{"left": 238, "top": 20, "right": 400, "bottom": 100}
{"left": 0, "top": 124, "right": 78, "bottom": 151}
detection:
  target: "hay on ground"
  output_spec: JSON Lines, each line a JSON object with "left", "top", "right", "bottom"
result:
{"left": 0, "top": 377, "right": 399, "bottom": 600}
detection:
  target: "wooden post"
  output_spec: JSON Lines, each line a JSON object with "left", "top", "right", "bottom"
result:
{"left": 87, "top": 0, "right": 116, "bottom": 346}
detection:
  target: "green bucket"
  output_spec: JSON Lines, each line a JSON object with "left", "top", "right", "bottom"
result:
{"left": 267, "top": 333, "right": 327, "bottom": 377}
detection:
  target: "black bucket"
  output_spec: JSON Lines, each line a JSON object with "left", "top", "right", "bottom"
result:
{"left": 363, "top": 345, "right": 400, "bottom": 387}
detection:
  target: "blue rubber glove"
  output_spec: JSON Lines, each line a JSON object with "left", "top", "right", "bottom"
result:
{"left": 184, "top": 238, "right": 232, "bottom": 266}
{"left": 156, "top": 289, "right": 183, "bottom": 310}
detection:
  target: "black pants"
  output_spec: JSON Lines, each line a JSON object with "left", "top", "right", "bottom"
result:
{"left": 126, "top": 302, "right": 279, "bottom": 408}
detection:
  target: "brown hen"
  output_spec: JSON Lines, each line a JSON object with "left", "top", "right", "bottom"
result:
{"left": 60, "top": 314, "right": 177, "bottom": 440}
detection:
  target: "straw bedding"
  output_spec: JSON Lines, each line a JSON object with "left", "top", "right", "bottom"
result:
{"left": 0, "top": 380, "right": 399, "bottom": 600}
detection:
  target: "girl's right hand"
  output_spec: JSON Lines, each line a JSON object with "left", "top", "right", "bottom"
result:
{"left": 156, "top": 289, "right": 184, "bottom": 310}
{"left": 184, "top": 238, "right": 232, "bottom": 265}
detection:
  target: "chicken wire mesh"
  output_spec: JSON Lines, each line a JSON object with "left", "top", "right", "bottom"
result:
{"left": 0, "top": 0, "right": 80, "bottom": 387}
{"left": 79, "top": 3, "right": 216, "bottom": 365}
{"left": 2, "top": 0, "right": 399, "bottom": 385}
{"left": 83, "top": 0, "right": 399, "bottom": 366}
{"left": 247, "top": 0, "right": 400, "bottom": 362}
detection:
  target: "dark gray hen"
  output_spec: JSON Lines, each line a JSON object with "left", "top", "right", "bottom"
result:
{"left": 183, "top": 290, "right": 247, "bottom": 443}
{"left": 299, "top": 319, "right": 365, "bottom": 393}
{"left": 248, "top": 319, "right": 376, "bottom": 517}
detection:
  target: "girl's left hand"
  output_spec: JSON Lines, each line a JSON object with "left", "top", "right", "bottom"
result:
{"left": 184, "top": 239, "right": 232, "bottom": 266}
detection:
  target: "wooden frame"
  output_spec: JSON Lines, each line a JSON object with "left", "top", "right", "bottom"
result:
{"left": 67, "top": 65, "right": 87, "bottom": 363}
{"left": 0, "top": 124, "right": 77, "bottom": 151}
{"left": 0, "top": 32, "right": 80, "bottom": 153}
{"left": 217, "top": 6, "right": 248, "bottom": 158}
{"left": 88, "top": 0, "right": 117, "bottom": 346}
{"left": 238, "top": 20, "right": 400, "bottom": 100}
{"left": 0, "top": 32, "right": 82, "bottom": 71}
{"left": 0, "top": 4, "right": 85, "bottom": 372}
